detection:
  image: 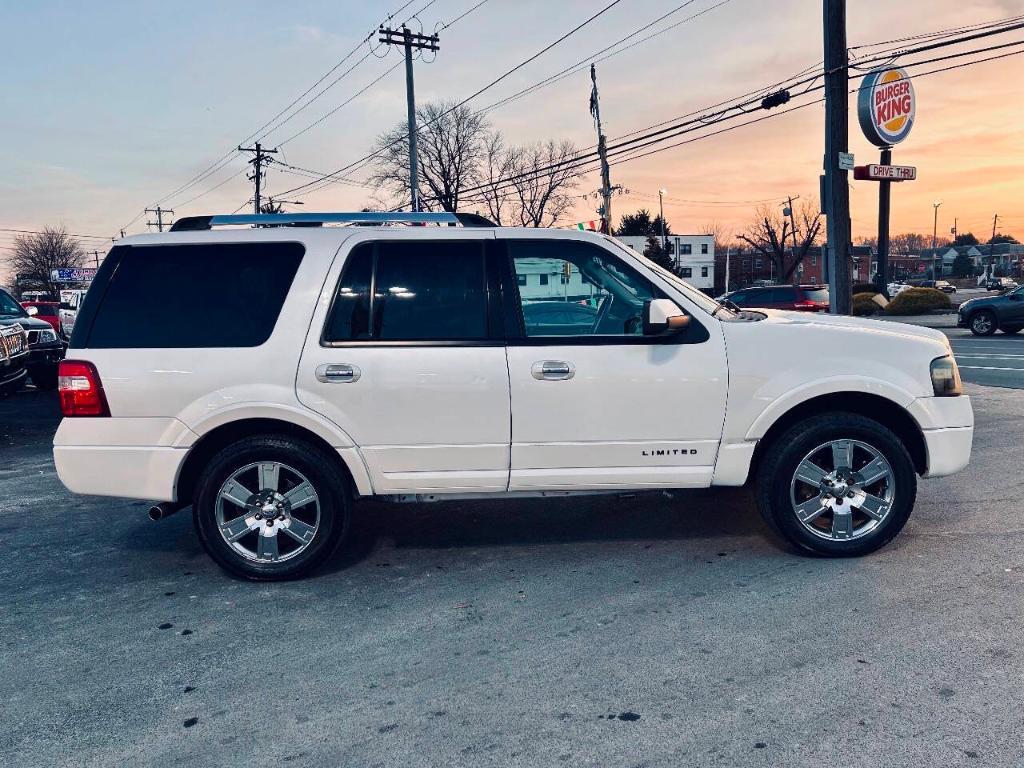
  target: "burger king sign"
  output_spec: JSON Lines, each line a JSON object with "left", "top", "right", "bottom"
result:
{"left": 858, "top": 67, "right": 916, "bottom": 147}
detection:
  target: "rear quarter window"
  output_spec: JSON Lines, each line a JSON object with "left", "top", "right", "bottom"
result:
{"left": 73, "top": 242, "right": 303, "bottom": 348}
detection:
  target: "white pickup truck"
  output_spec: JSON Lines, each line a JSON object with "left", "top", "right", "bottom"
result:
{"left": 53, "top": 212, "right": 973, "bottom": 580}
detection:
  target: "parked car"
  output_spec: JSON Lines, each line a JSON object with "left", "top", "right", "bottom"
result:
{"left": 985, "top": 277, "right": 1019, "bottom": 292}
{"left": 1, "top": 287, "right": 66, "bottom": 389}
{"left": 58, "top": 289, "right": 88, "bottom": 338}
{"left": 54, "top": 212, "right": 973, "bottom": 579}
{"left": 957, "top": 285, "right": 1024, "bottom": 336}
{"left": 718, "top": 284, "right": 830, "bottom": 312}
{"left": 887, "top": 282, "right": 912, "bottom": 296}
{"left": 0, "top": 324, "right": 29, "bottom": 397}
{"left": 905, "top": 279, "right": 955, "bottom": 293}
{"left": 22, "top": 300, "right": 65, "bottom": 336}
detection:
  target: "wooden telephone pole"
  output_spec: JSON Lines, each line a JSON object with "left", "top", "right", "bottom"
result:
{"left": 823, "top": 0, "right": 852, "bottom": 313}
{"left": 379, "top": 25, "right": 440, "bottom": 212}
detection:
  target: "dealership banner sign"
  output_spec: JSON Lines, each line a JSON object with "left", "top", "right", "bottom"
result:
{"left": 858, "top": 67, "right": 916, "bottom": 147}
{"left": 50, "top": 267, "right": 97, "bottom": 283}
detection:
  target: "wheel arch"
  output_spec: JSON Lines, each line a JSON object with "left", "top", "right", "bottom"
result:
{"left": 174, "top": 418, "right": 372, "bottom": 504}
{"left": 748, "top": 392, "right": 928, "bottom": 482}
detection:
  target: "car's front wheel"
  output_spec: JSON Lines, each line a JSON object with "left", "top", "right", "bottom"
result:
{"left": 193, "top": 435, "right": 351, "bottom": 580}
{"left": 969, "top": 310, "right": 997, "bottom": 336}
{"left": 756, "top": 413, "right": 916, "bottom": 557}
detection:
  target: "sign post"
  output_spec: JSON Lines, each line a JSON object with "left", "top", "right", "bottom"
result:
{"left": 857, "top": 67, "right": 916, "bottom": 295}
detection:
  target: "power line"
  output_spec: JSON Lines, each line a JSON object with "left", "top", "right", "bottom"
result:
{"left": 118, "top": 0, "right": 427, "bottom": 235}
{"left": 0, "top": 227, "right": 111, "bottom": 240}
{"left": 278, "top": 0, "right": 627, "bottom": 198}
{"left": 434, "top": 38, "right": 1024, "bottom": 205}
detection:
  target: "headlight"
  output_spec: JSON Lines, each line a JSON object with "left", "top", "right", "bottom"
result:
{"left": 931, "top": 355, "right": 963, "bottom": 397}
{"left": 39, "top": 329, "right": 57, "bottom": 344}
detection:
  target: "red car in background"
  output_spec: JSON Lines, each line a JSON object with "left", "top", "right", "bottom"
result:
{"left": 717, "top": 284, "right": 830, "bottom": 312}
{"left": 21, "top": 301, "right": 65, "bottom": 337}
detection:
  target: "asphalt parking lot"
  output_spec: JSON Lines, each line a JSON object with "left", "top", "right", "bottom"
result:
{"left": 2, "top": 384, "right": 1023, "bottom": 768}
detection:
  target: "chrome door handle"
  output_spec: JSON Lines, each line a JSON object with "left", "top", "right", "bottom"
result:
{"left": 531, "top": 360, "right": 575, "bottom": 381}
{"left": 315, "top": 363, "right": 361, "bottom": 383}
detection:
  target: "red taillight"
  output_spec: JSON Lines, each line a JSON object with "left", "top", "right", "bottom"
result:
{"left": 58, "top": 360, "right": 110, "bottom": 417}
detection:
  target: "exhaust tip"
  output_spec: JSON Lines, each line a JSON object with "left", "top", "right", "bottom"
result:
{"left": 148, "top": 501, "right": 186, "bottom": 521}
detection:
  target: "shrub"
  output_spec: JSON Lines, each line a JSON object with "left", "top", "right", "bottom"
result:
{"left": 852, "top": 292, "right": 881, "bottom": 316}
{"left": 852, "top": 282, "right": 879, "bottom": 296}
{"left": 884, "top": 287, "right": 952, "bottom": 316}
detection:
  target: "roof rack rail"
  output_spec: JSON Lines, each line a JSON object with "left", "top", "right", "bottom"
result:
{"left": 169, "top": 211, "right": 496, "bottom": 232}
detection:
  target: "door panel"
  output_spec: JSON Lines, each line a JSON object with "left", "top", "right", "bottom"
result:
{"left": 502, "top": 236, "right": 728, "bottom": 491}
{"left": 296, "top": 232, "right": 510, "bottom": 494}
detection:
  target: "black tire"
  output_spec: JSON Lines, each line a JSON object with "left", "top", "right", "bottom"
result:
{"left": 1002, "top": 326, "right": 1022, "bottom": 335}
{"left": 969, "top": 310, "right": 998, "bottom": 336}
{"left": 193, "top": 435, "right": 351, "bottom": 580}
{"left": 756, "top": 412, "right": 917, "bottom": 557}
{"left": 29, "top": 366, "right": 58, "bottom": 391}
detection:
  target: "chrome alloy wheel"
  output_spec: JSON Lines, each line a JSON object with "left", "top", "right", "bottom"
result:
{"left": 971, "top": 313, "right": 994, "bottom": 335}
{"left": 215, "top": 462, "right": 321, "bottom": 563}
{"left": 789, "top": 439, "right": 895, "bottom": 541}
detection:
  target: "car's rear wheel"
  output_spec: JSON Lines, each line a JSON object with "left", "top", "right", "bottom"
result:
{"left": 970, "top": 310, "right": 997, "bottom": 336}
{"left": 193, "top": 435, "right": 351, "bottom": 580}
{"left": 756, "top": 413, "right": 916, "bottom": 557}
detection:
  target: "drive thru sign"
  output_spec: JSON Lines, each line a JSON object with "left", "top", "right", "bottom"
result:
{"left": 854, "top": 164, "right": 917, "bottom": 181}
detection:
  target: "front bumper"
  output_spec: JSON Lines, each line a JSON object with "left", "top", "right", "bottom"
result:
{"left": 0, "top": 352, "right": 28, "bottom": 391}
{"left": 26, "top": 340, "right": 65, "bottom": 369}
{"left": 908, "top": 395, "right": 974, "bottom": 478}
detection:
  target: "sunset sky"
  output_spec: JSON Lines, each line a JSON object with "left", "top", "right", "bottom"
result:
{"left": 2, "top": 0, "right": 1024, "bottom": 281}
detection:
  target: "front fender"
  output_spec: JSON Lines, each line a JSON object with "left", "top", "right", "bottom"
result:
{"left": 743, "top": 375, "right": 918, "bottom": 441}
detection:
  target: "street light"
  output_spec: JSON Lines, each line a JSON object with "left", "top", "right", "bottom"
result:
{"left": 932, "top": 201, "right": 942, "bottom": 279}
{"left": 658, "top": 189, "right": 668, "bottom": 256}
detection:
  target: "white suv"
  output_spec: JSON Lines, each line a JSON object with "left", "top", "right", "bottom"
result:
{"left": 54, "top": 212, "right": 973, "bottom": 579}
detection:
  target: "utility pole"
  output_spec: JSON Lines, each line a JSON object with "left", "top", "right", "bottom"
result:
{"left": 145, "top": 206, "right": 173, "bottom": 232}
{"left": 783, "top": 196, "right": 801, "bottom": 284}
{"left": 239, "top": 142, "right": 278, "bottom": 215}
{"left": 379, "top": 25, "right": 440, "bottom": 212}
{"left": 931, "top": 201, "right": 942, "bottom": 278}
{"left": 990, "top": 212, "right": 1000, "bottom": 277}
{"left": 823, "top": 0, "right": 852, "bottom": 313}
{"left": 92, "top": 251, "right": 99, "bottom": 268}
{"left": 590, "top": 64, "right": 620, "bottom": 233}
{"left": 725, "top": 245, "right": 731, "bottom": 293}
{"left": 658, "top": 189, "right": 668, "bottom": 256}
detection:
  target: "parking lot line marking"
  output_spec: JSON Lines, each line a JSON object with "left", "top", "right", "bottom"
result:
{"left": 957, "top": 365, "right": 1024, "bottom": 371}
{"left": 955, "top": 354, "right": 1024, "bottom": 359}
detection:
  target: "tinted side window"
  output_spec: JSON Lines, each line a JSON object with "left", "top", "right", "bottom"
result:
{"left": 323, "top": 241, "right": 488, "bottom": 342}
{"left": 770, "top": 287, "right": 798, "bottom": 302}
{"left": 323, "top": 245, "right": 373, "bottom": 341}
{"left": 79, "top": 243, "right": 303, "bottom": 348}
{"left": 376, "top": 241, "right": 487, "bottom": 340}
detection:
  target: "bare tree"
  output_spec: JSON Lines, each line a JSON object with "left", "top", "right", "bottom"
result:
{"left": 739, "top": 201, "right": 822, "bottom": 282}
{"left": 477, "top": 131, "right": 516, "bottom": 225}
{"left": 9, "top": 226, "right": 85, "bottom": 298}
{"left": 506, "top": 140, "right": 582, "bottom": 228}
{"left": 369, "top": 101, "right": 490, "bottom": 212}
{"left": 698, "top": 220, "right": 742, "bottom": 252}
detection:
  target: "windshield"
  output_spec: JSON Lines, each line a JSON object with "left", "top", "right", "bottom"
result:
{"left": 0, "top": 289, "right": 27, "bottom": 317}
{"left": 602, "top": 235, "right": 732, "bottom": 318}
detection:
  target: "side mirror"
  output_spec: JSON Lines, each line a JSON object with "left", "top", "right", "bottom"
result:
{"left": 25, "top": 306, "right": 38, "bottom": 316}
{"left": 643, "top": 298, "right": 690, "bottom": 336}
